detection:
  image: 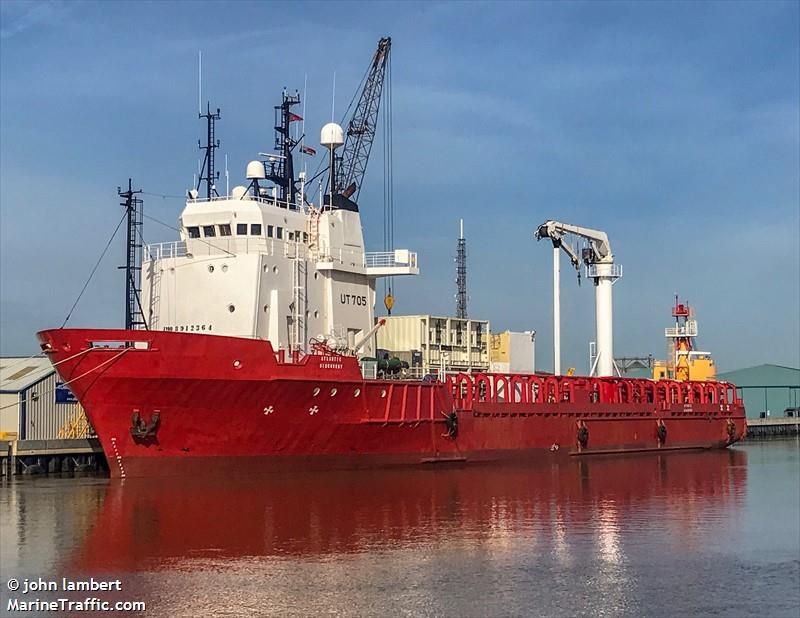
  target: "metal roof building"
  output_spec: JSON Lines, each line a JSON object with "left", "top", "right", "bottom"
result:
{"left": 718, "top": 364, "right": 800, "bottom": 419}
{"left": 0, "top": 357, "right": 87, "bottom": 439}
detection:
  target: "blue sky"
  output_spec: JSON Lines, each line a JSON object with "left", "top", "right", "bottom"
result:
{"left": 1, "top": 0, "right": 798, "bottom": 372}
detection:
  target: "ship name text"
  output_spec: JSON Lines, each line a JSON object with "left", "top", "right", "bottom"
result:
{"left": 340, "top": 294, "right": 368, "bottom": 306}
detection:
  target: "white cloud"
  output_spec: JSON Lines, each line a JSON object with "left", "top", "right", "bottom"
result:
{"left": 0, "top": 0, "right": 75, "bottom": 40}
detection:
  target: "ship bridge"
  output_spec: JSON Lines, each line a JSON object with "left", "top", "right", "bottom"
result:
{"left": 141, "top": 182, "right": 419, "bottom": 356}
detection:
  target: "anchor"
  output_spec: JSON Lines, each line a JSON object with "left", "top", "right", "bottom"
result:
{"left": 130, "top": 410, "right": 160, "bottom": 440}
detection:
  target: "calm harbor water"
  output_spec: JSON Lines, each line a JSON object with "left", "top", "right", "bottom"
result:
{"left": 1, "top": 441, "right": 798, "bottom": 617}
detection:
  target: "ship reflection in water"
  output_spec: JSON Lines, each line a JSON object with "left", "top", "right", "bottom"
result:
{"left": 57, "top": 448, "right": 799, "bottom": 617}
{"left": 76, "top": 450, "right": 748, "bottom": 568}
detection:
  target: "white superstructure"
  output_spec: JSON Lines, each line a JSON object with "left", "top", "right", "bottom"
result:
{"left": 141, "top": 158, "right": 418, "bottom": 356}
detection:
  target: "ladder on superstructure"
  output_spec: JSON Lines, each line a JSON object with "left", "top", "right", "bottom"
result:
{"left": 308, "top": 209, "right": 321, "bottom": 256}
{"left": 290, "top": 240, "right": 307, "bottom": 354}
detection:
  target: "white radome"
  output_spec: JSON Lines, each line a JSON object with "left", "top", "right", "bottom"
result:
{"left": 246, "top": 160, "right": 266, "bottom": 180}
{"left": 320, "top": 122, "right": 344, "bottom": 149}
{"left": 231, "top": 185, "right": 248, "bottom": 199}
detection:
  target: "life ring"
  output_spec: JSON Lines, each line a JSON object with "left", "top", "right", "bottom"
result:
{"left": 657, "top": 421, "right": 667, "bottom": 443}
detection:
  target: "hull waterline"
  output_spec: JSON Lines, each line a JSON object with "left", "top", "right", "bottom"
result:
{"left": 37, "top": 328, "right": 747, "bottom": 478}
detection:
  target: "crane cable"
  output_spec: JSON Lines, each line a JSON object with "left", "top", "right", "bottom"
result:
{"left": 61, "top": 210, "right": 128, "bottom": 328}
{"left": 309, "top": 61, "right": 373, "bottom": 201}
{"left": 382, "top": 52, "right": 394, "bottom": 301}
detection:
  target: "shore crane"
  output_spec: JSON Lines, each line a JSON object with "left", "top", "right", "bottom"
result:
{"left": 535, "top": 220, "right": 622, "bottom": 377}
{"left": 322, "top": 37, "right": 392, "bottom": 211}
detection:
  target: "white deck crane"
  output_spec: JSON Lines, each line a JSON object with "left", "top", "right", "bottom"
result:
{"left": 535, "top": 220, "right": 622, "bottom": 377}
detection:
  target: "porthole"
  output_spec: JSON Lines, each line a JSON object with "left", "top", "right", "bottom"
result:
{"left": 263, "top": 305, "right": 269, "bottom": 313}
{"left": 314, "top": 272, "right": 319, "bottom": 280}
{"left": 263, "top": 264, "right": 268, "bottom": 273}
{"left": 313, "top": 310, "right": 319, "bottom": 319}
{"left": 353, "top": 388, "right": 361, "bottom": 398}
{"left": 272, "top": 266, "right": 278, "bottom": 274}
{"left": 312, "top": 387, "right": 320, "bottom": 396}
{"left": 208, "top": 265, "right": 215, "bottom": 273}
{"left": 380, "top": 389, "right": 387, "bottom": 398}
{"left": 233, "top": 360, "right": 241, "bottom": 368}
{"left": 228, "top": 304, "right": 236, "bottom": 313}
{"left": 221, "top": 264, "right": 228, "bottom": 273}
{"left": 330, "top": 388, "right": 338, "bottom": 397}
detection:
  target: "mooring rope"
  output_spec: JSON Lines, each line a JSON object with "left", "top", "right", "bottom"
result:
{"left": 0, "top": 352, "right": 46, "bottom": 374}
{"left": 50, "top": 347, "right": 94, "bottom": 367}
{"left": 0, "top": 347, "right": 129, "bottom": 412}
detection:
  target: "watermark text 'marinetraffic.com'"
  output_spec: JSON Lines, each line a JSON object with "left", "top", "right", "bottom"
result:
{"left": 7, "top": 597, "right": 146, "bottom": 613}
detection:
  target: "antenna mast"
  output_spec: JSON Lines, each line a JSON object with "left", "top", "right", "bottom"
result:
{"left": 265, "top": 90, "right": 301, "bottom": 208}
{"left": 456, "top": 219, "right": 468, "bottom": 319}
{"left": 197, "top": 103, "right": 221, "bottom": 199}
{"left": 118, "top": 179, "right": 147, "bottom": 330}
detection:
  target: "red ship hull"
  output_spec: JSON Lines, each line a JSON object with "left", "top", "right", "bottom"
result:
{"left": 37, "top": 328, "right": 747, "bottom": 478}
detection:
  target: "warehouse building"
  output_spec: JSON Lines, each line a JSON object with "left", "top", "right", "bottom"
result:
{"left": 489, "top": 330, "right": 536, "bottom": 374}
{"left": 718, "top": 364, "right": 799, "bottom": 419}
{"left": 376, "top": 315, "right": 490, "bottom": 376}
{"left": 0, "top": 357, "right": 89, "bottom": 439}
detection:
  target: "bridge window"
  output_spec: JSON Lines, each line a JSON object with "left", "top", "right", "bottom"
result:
{"left": 267, "top": 225, "right": 274, "bottom": 238}
{"left": 203, "top": 225, "right": 216, "bottom": 237}
{"left": 303, "top": 232, "right": 308, "bottom": 243}
{"left": 219, "top": 224, "right": 231, "bottom": 237}
{"left": 187, "top": 226, "right": 200, "bottom": 239}
{"left": 288, "top": 231, "right": 294, "bottom": 241}
{"left": 236, "top": 223, "right": 247, "bottom": 235}
{"left": 251, "top": 224, "right": 262, "bottom": 236}
{"left": 276, "top": 227, "right": 283, "bottom": 240}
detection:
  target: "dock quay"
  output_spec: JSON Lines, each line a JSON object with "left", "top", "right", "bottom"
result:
{"left": 1, "top": 438, "right": 107, "bottom": 476}
{"left": 745, "top": 418, "right": 800, "bottom": 439}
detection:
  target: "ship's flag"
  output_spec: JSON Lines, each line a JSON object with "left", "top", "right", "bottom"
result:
{"left": 300, "top": 145, "right": 316, "bottom": 156}
{"left": 288, "top": 112, "right": 303, "bottom": 122}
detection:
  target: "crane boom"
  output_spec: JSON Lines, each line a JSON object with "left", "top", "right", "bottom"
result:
{"left": 536, "top": 220, "right": 612, "bottom": 264}
{"left": 334, "top": 37, "right": 391, "bottom": 205}
{"left": 535, "top": 219, "right": 622, "bottom": 378}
